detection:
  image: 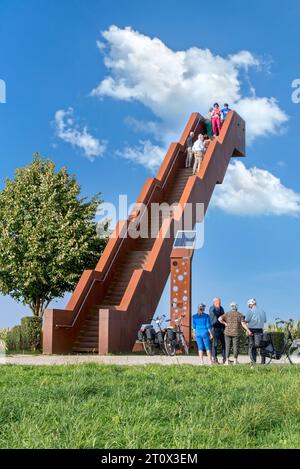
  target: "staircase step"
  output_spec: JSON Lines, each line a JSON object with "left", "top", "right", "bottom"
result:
{"left": 72, "top": 347, "right": 99, "bottom": 353}
{"left": 72, "top": 166, "right": 194, "bottom": 352}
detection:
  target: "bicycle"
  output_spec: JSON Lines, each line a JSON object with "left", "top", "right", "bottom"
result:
{"left": 164, "top": 315, "right": 189, "bottom": 356}
{"left": 137, "top": 315, "right": 167, "bottom": 356}
{"left": 249, "top": 318, "right": 300, "bottom": 365}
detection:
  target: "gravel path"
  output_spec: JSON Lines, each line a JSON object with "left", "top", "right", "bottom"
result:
{"left": 0, "top": 354, "right": 291, "bottom": 366}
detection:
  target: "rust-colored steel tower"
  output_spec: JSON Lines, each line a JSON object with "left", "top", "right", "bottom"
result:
{"left": 43, "top": 111, "right": 245, "bottom": 354}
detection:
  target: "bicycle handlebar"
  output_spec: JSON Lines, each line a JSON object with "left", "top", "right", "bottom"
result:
{"left": 275, "top": 318, "right": 293, "bottom": 330}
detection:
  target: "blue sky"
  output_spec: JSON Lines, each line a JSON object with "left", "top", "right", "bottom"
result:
{"left": 1, "top": 0, "right": 300, "bottom": 327}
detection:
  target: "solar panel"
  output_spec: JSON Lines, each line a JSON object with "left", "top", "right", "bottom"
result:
{"left": 173, "top": 230, "right": 196, "bottom": 249}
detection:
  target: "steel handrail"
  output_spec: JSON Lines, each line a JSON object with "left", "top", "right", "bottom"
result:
{"left": 56, "top": 142, "right": 189, "bottom": 329}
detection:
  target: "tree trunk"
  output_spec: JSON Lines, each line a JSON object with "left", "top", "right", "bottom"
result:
{"left": 30, "top": 298, "right": 43, "bottom": 317}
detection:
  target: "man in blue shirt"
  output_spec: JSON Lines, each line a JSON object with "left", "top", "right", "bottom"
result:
{"left": 209, "top": 297, "right": 226, "bottom": 364}
{"left": 245, "top": 298, "right": 267, "bottom": 364}
{"left": 221, "top": 103, "right": 232, "bottom": 121}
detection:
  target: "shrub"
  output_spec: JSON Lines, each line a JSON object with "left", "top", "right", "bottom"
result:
{"left": 21, "top": 317, "right": 42, "bottom": 352}
{"left": 270, "top": 332, "right": 285, "bottom": 353}
{"left": 6, "top": 326, "right": 22, "bottom": 352}
{"left": 0, "top": 328, "right": 9, "bottom": 353}
{"left": 0, "top": 328, "right": 9, "bottom": 343}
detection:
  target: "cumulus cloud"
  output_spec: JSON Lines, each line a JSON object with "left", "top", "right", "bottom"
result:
{"left": 54, "top": 108, "right": 107, "bottom": 161}
{"left": 91, "top": 26, "right": 297, "bottom": 217}
{"left": 235, "top": 97, "right": 288, "bottom": 143}
{"left": 116, "top": 140, "right": 166, "bottom": 172}
{"left": 212, "top": 161, "right": 300, "bottom": 216}
{"left": 92, "top": 26, "right": 288, "bottom": 144}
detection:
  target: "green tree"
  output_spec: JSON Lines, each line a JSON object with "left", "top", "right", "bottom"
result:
{"left": 0, "top": 154, "right": 108, "bottom": 317}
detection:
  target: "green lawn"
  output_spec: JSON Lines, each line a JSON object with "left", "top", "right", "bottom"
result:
{"left": 0, "top": 364, "right": 299, "bottom": 449}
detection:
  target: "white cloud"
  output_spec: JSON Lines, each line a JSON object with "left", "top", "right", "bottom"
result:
{"left": 117, "top": 140, "right": 166, "bottom": 172}
{"left": 229, "top": 51, "right": 260, "bottom": 69}
{"left": 124, "top": 116, "right": 160, "bottom": 139}
{"left": 235, "top": 97, "right": 288, "bottom": 143}
{"left": 212, "top": 161, "right": 300, "bottom": 216}
{"left": 54, "top": 108, "right": 107, "bottom": 161}
{"left": 92, "top": 25, "right": 288, "bottom": 144}
{"left": 90, "top": 26, "right": 297, "bottom": 218}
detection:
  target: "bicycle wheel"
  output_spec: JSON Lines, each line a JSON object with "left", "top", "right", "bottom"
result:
{"left": 157, "top": 332, "right": 168, "bottom": 355}
{"left": 164, "top": 334, "right": 176, "bottom": 356}
{"left": 143, "top": 340, "right": 155, "bottom": 356}
{"left": 287, "top": 341, "right": 300, "bottom": 365}
{"left": 180, "top": 335, "right": 189, "bottom": 355}
{"left": 249, "top": 346, "right": 272, "bottom": 365}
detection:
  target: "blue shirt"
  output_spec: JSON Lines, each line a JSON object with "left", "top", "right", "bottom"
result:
{"left": 221, "top": 107, "right": 231, "bottom": 120}
{"left": 192, "top": 313, "right": 211, "bottom": 337}
{"left": 245, "top": 307, "right": 267, "bottom": 329}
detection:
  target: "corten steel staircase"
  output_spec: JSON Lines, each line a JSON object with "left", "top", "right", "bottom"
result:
{"left": 43, "top": 111, "right": 245, "bottom": 354}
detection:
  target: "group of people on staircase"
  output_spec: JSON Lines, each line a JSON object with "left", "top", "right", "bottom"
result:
{"left": 192, "top": 297, "right": 267, "bottom": 366}
{"left": 185, "top": 103, "right": 232, "bottom": 175}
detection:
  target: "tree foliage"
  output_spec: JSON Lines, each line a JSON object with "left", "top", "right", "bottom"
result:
{"left": 0, "top": 154, "right": 108, "bottom": 317}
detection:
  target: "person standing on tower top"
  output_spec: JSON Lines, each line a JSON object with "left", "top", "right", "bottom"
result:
{"left": 211, "top": 103, "right": 222, "bottom": 136}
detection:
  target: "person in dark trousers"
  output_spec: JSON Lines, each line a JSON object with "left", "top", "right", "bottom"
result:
{"left": 219, "top": 303, "right": 252, "bottom": 365}
{"left": 209, "top": 297, "right": 226, "bottom": 364}
{"left": 185, "top": 131, "right": 194, "bottom": 168}
{"left": 245, "top": 298, "right": 267, "bottom": 364}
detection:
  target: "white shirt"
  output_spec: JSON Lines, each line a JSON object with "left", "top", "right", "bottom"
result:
{"left": 192, "top": 139, "right": 205, "bottom": 153}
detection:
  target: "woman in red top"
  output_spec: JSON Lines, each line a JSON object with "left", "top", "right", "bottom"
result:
{"left": 211, "top": 103, "right": 222, "bottom": 136}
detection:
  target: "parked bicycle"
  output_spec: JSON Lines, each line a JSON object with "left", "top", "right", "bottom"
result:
{"left": 137, "top": 315, "right": 167, "bottom": 356}
{"left": 249, "top": 318, "right": 300, "bottom": 365}
{"left": 164, "top": 315, "right": 189, "bottom": 356}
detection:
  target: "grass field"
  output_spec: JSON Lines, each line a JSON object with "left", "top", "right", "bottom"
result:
{"left": 0, "top": 364, "right": 299, "bottom": 449}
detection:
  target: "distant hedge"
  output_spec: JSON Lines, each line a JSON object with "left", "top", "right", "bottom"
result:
{"left": 5, "top": 317, "right": 42, "bottom": 352}
{"left": 21, "top": 317, "right": 42, "bottom": 351}
{"left": 6, "top": 325, "right": 22, "bottom": 352}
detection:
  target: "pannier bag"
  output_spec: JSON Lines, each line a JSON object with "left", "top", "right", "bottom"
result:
{"left": 262, "top": 332, "right": 271, "bottom": 346}
{"left": 166, "top": 328, "right": 176, "bottom": 341}
{"left": 145, "top": 326, "right": 156, "bottom": 341}
{"left": 137, "top": 329, "right": 145, "bottom": 342}
{"left": 137, "top": 324, "right": 153, "bottom": 342}
{"left": 261, "top": 343, "right": 275, "bottom": 358}
{"left": 254, "top": 332, "right": 271, "bottom": 348}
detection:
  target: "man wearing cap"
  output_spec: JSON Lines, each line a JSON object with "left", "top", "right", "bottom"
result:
{"left": 192, "top": 304, "right": 213, "bottom": 365}
{"left": 209, "top": 297, "right": 226, "bottom": 364}
{"left": 245, "top": 299, "right": 267, "bottom": 364}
